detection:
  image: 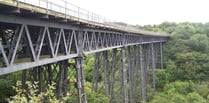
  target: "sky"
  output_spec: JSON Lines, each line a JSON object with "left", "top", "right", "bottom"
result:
{"left": 49, "top": 0, "right": 209, "bottom": 25}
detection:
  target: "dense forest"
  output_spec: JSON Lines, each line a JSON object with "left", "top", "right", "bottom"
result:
{"left": 138, "top": 22, "right": 209, "bottom": 103}
{"left": 1, "top": 22, "right": 209, "bottom": 103}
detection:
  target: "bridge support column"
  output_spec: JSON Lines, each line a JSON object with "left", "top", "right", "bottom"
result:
{"left": 128, "top": 46, "right": 133, "bottom": 103}
{"left": 109, "top": 49, "right": 117, "bottom": 103}
{"left": 160, "top": 42, "right": 163, "bottom": 69}
{"left": 103, "top": 51, "right": 110, "bottom": 96}
{"left": 151, "top": 43, "right": 156, "bottom": 95}
{"left": 121, "top": 47, "right": 128, "bottom": 103}
{"left": 92, "top": 53, "right": 100, "bottom": 92}
{"left": 140, "top": 44, "right": 146, "bottom": 102}
{"left": 75, "top": 29, "right": 87, "bottom": 103}
{"left": 75, "top": 57, "right": 87, "bottom": 103}
{"left": 56, "top": 60, "right": 68, "bottom": 98}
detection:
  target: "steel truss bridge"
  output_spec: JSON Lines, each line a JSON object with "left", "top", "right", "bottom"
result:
{"left": 0, "top": 0, "right": 169, "bottom": 103}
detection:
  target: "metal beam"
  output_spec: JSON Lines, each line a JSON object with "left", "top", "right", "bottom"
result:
{"left": 128, "top": 46, "right": 133, "bottom": 103}
{"left": 75, "top": 57, "right": 87, "bottom": 103}
{"left": 103, "top": 51, "right": 109, "bottom": 96}
{"left": 140, "top": 44, "right": 146, "bottom": 102}
{"left": 0, "top": 54, "right": 78, "bottom": 75}
{"left": 109, "top": 49, "right": 117, "bottom": 103}
{"left": 151, "top": 43, "right": 156, "bottom": 95}
{"left": 121, "top": 47, "right": 128, "bottom": 103}
{"left": 160, "top": 42, "right": 163, "bottom": 69}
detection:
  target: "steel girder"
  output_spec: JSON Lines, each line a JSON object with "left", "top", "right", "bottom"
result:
{"left": 0, "top": 14, "right": 168, "bottom": 75}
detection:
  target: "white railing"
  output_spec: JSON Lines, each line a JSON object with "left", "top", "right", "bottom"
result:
{"left": 17, "top": 0, "right": 157, "bottom": 34}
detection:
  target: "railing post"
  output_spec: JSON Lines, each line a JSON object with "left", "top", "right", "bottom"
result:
{"left": 65, "top": 1, "right": 67, "bottom": 18}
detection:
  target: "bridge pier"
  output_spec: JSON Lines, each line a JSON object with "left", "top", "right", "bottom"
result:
{"left": 151, "top": 43, "right": 156, "bottom": 96}
{"left": 56, "top": 60, "right": 68, "bottom": 98}
{"left": 75, "top": 57, "right": 87, "bottom": 103}
{"left": 121, "top": 46, "right": 129, "bottom": 103}
{"left": 140, "top": 44, "right": 146, "bottom": 102}
{"left": 160, "top": 42, "right": 164, "bottom": 69}
{"left": 18, "top": 42, "right": 163, "bottom": 103}
{"left": 109, "top": 49, "right": 117, "bottom": 103}
{"left": 92, "top": 52, "right": 100, "bottom": 92}
{"left": 103, "top": 51, "right": 110, "bottom": 96}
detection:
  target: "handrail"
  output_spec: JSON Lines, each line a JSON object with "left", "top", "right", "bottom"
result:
{"left": 15, "top": 0, "right": 166, "bottom": 35}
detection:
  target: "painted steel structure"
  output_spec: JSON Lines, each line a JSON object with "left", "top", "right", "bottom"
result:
{"left": 0, "top": 0, "right": 169, "bottom": 103}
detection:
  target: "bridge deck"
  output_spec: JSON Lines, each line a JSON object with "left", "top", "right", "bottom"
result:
{"left": 0, "top": 0, "right": 167, "bottom": 36}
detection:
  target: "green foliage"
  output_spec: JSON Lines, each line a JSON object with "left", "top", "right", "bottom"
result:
{"left": 150, "top": 81, "right": 209, "bottom": 103}
{"left": 139, "top": 22, "right": 209, "bottom": 103}
{"left": 186, "top": 92, "right": 207, "bottom": 103}
{"left": 138, "top": 22, "right": 209, "bottom": 81}
{"left": 83, "top": 54, "right": 95, "bottom": 82}
{"left": 85, "top": 82, "right": 109, "bottom": 103}
{"left": 155, "top": 69, "right": 171, "bottom": 89}
{"left": 186, "top": 34, "right": 209, "bottom": 52}
{"left": 8, "top": 81, "right": 69, "bottom": 103}
{"left": 0, "top": 79, "right": 15, "bottom": 102}
{"left": 164, "top": 81, "right": 195, "bottom": 95}
{"left": 172, "top": 23, "right": 196, "bottom": 39}
{"left": 0, "top": 72, "right": 21, "bottom": 102}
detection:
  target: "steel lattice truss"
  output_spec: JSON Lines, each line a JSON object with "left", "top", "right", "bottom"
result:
{"left": 0, "top": 15, "right": 168, "bottom": 75}
{"left": 0, "top": 13, "right": 169, "bottom": 103}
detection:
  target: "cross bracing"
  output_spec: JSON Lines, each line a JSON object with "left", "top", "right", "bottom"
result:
{"left": 0, "top": 14, "right": 168, "bottom": 75}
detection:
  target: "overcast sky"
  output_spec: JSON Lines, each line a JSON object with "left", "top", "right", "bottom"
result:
{"left": 50, "top": 0, "right": 209, "bottom": 25}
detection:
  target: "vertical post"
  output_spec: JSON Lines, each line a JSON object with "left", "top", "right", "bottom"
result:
{"left": 121, "top": 47, "right": 128, "bottom": 103}
{"left": 38, "top": 67, "right": 42, "bottom": 92}
{"left": 47, "top": 64, "right": 53, "bottom": 85}
{"left": 57, "top": 61, "right": 65, "bottom": 98}
{"left": 110, "top": 49, "right": 116, "bottom": 103}
{"left": 22, "top": 70, "right": 27, "bottom": 89}
{"left": 140, "top": 44, "right": 146, "bottom": 102}
{"left": 76, "top": 29, "right": 87, "bottom": 103}
{"left": 128, "top": 46, "right": 133, "bottom": 103}
{"left": 160, "top": 42, "right": 163, "bottom": 69}
{"left": 132, "top": 46, "right": 139, "bottom": 102}
{"left": 151, "top": 43, "right": 156, "bottom": 95}
{"left": 78, "top": 7, "right": 80, "bottom": 21}
{"left": 46, "top": 0, "right": 49, "bottom": 15}
{"left": 103, "top": 51, "right": 109, "bottom": 96}
{"left": 63, "top": 61, "right": 69, "bottom": 95}
{"left": 132, "top": 46, "right": 137, "bottom": 103}
{"left": 92, "top": 53, "right": 99, "bottom": 92}
{"left": 76, "top": 57, "right": 87, "bottom": 103}
{"left": 65, "top": 1, "right": 67, "bottom": 18}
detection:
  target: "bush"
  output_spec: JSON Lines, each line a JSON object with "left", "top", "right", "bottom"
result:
{"left": 8, "top": 81, "right": 70, "bottom": 103}
{"left": 149, "top": 81, "right": 208, "bottom": 103}
{"left": 0, "top": 79, "right": 15, "bottom": 102}
{"left": 186, "top": 92, "right": 207, "bottom": 103}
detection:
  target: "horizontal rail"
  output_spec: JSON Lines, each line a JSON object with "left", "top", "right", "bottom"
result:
{"left": 0, "top": 0, "right": 168, "bottom": 35}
